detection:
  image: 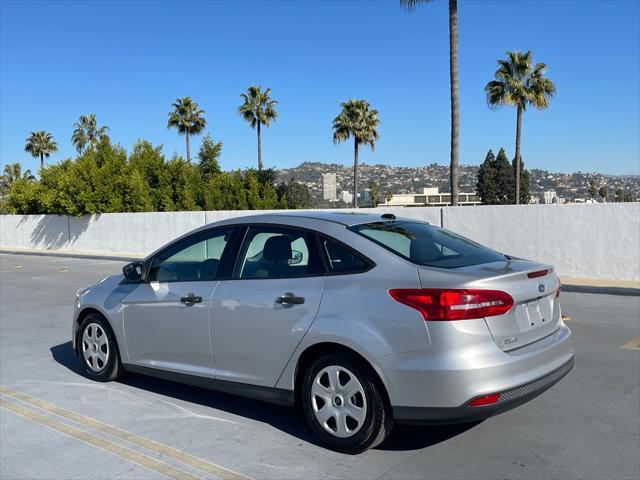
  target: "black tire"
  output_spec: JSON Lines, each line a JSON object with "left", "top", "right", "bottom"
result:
{"left": 77, "top": 313, "right": 123, "bottom": 382}
{"left": 301, "top": 353, "right": 393, "bottom": 454}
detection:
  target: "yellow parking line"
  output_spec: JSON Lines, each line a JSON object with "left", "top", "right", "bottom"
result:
{"left": 622, "top": 336, "right": 640, "bottom": 350}
{"left": 0, "top": 386, "right": 250, "bottom": 480}
{"left": 0, "top": 399, "right": 201, "bottom": 480}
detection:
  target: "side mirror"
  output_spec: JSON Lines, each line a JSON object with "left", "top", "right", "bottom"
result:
{"left": 288, "top": 250, "right": 303, "bottom": 265}
{"left": 123, "top": 261, "right": 144, "bottom": 282}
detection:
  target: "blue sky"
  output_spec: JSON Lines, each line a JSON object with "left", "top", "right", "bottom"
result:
{"left": 1, "top": 0, "right": 639, "bottom": 175}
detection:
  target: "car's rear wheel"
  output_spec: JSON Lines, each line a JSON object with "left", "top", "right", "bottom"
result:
{"left": 301, "top": 353, "right": 392, "bottom": 453}
{"left": 78, "top": 313, "right": 122, "bottom": 382}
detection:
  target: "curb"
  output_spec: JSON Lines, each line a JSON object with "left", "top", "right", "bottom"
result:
{"left": 0, "top": 249, "right": 142, "bottom": 262}
{"left": 561, "top": 284, "right": 640, "bottom": 297}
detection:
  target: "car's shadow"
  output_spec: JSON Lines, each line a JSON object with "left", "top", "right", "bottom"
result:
{"left": 51, "top": 341, "right": 479, "bottom": 452}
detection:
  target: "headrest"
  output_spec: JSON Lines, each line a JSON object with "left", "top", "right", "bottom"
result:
{"left": 409, "top": 237, "right": 441, "bottom": 263}
{"left": 263, "top": 235, "right": 292, "bottom": 262}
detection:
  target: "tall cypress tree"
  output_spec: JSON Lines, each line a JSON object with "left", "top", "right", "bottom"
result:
{"left": 494, "top": 148, "right": 514, "bottom": 205}
{"left": 477, "top": 148, "right": 531, "bottom": 205}
{"left": 477, "top": 149, "right": 498, "bottom": 204}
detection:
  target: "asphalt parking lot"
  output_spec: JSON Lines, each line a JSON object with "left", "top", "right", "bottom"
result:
{"left": 1, "top": 253, "right": 638, "bottom": 480}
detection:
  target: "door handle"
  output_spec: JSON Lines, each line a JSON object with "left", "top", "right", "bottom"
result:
{"left": 275, "top": 292, "right": 305, "bottom": 305}
{"left": 180, "top": 293, "right": 202, "bottom": 306}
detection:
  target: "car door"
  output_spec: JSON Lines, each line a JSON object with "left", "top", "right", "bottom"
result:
{"left": 211, "top": 225, "right": 326, "bottom": 387}
{"left": 122, "top": 227, "right": 237, "bottom": 377}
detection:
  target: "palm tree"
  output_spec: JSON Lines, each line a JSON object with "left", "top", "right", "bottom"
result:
{"left": 485, "top": 51, "right": 555, "bottom": 204}
{"left": 24, "top": 131, "right": 58, "bottom": 170}
{"left": 167, "top": 97, "right": 207, "bottom": 162}
{"left": 368, "top": 181, "right": 381, "bottom": 207}
{"left": 401, "top": 0, "right": 459, "bottom": 206}
{"left": 238, "top": 86, "right": 278, "bottom": 171}
{"left": 1, "top": 163, "right": 34, "bottom": 186}
{"left": 332, "top": 99, "right": 380, "bottom": 208}
{"left": 72, "top": 114, "right": 110, "bottom": 154}
{"left": 1, "top": 163, "right": 34, "bottom": 198}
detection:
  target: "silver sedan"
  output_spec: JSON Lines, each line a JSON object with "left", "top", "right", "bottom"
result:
{"left": 73, "top": 211, "right": 574, "bottom": 453}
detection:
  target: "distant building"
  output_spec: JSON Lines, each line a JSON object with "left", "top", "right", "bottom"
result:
{"left": 321, "top": 173, "right": 337, "bottom": 201}
{"left": 339, "top": 190, "right": 353, "bottom": 204}
{"left": 543, "top": 190, "right": 557, "bottom": 204}
{"left": 359, "top": 188, "right": 371, "bottom": 204}
{"left": 384, "top": 187, "right": 480, "bottom": 207}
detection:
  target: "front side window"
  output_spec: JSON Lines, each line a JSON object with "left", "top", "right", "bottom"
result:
{"left": 349, "top": 221, "right": 505, "bottom": 268}
{"left": 238, "top": 227, "right": 321, "bottom": 279}
{"left": 149, "top": 228, "right": 233, "bottom": 282}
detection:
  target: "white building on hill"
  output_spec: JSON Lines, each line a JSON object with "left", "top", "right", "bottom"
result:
{"left": 384, "top": 187, "right": 480, "bottom": 207}
{"left": 321, "top": 173, "right": 337, "bottom": 201}
{"left": 339, "top": 190, "right": 353, "bottom": 204}
{"left": 543, "top": 190, "right": 557, "bottom": 204}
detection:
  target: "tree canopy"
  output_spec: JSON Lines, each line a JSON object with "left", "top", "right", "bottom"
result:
{"left": 197, "top": 133, "right": 223, "bottom": 177}
{"left": 277, "top": 178, "right": 312, "bottom": 209}
{"left": 4, "top": 138, "right": 285, "bottom": 215}
{"left": 25, "top": 131, "right": 58, "bottom": 169}
{"left": 332, "top": 99, "right": 380, "bottom": 149}
{"left": 72, "top": 114, "right": 110, "bottom": 154}
{"left": 485, "top": 51, "right": 556, "bottom": 112}
{"left": 238, "top": 86, "right": 278, "bottom": 131}
{"left": 477, "top": 148, "right": 530, "bottom": 205}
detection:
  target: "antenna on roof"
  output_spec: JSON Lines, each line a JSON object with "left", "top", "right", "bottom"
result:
{"left": 381, "top": 213, "right": 396, "bottom": 220}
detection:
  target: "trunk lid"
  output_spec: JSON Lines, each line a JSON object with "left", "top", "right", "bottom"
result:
{"left": 418, "top": 259, "right": 561, "bottom": 351}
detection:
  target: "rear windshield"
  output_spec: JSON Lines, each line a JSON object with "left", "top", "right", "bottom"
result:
{"left": 349, "top": 221, "right": 506, "bottom": 268}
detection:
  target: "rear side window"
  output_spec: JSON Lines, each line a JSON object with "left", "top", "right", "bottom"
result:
{"left": 237, "top": 227, "right": 323, "bottom": 279}
{"left": 320, "top": 237, "right": 370, "bottom": 274}
{"left": 349, "top": 221, "right": 505, "bottom": 268}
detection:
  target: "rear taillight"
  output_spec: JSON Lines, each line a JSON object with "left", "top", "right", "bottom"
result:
{"left": 556, "top": 286, "right": 561, "bottom": 298}
{"left": 388, "top": 288, "right": 514, "bottom": 321}
{"left": 527, "top": 268, "right": 552, "bottom": 279}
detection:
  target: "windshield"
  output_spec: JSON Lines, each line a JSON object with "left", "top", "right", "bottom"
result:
{"left": 349, "top": 221, "right": 506, "bottom": 268}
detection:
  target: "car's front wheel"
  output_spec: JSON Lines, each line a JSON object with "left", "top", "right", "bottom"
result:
{"left": 77, "top": 313, "right": 122, "bottom": 382}
{"left": 301, "top": 353, "right": 392, "bottom": 453}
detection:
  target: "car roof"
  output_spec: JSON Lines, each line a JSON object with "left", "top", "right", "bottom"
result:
{"left": 211, "top": 210, "right": 421, "bottom": 227}
{"left": 145, "top": 211, "right": 429, "bottom": 260}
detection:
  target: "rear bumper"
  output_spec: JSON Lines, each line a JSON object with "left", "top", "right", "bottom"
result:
{"left": 379, "top": 319, "right": 574, "bottom": 422}
{"left": 393, "top": 355, "right": 574, "bottom": 424}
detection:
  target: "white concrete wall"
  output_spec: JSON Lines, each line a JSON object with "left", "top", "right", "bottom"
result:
{"left": 441, "top": 203, "right": 640, "bottom": 282}
{"left": 0, "top": 215, "right": 69, "bottom": 250}
{"left": 1, "top": 204, "right": 637, "bottom": 281}
{"left": 67, "top": 212, "right": 206, "bottom": 256}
